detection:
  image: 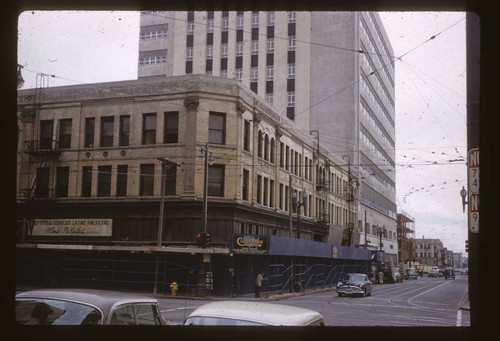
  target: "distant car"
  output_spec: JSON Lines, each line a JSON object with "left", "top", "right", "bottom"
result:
{"left": 393, "top": 268, "right": 403, "bottom": 283}
{"left": 428, "top": 270, "right": 440, "bottom": 278}
{"left": 444, "top": 268, "right": 455, "bottom": 280}
{"left": 405, "top": 268, "right": 418, "bottom": 280}
{"left": 15, "top": 288, "right": 166, "bottom": 325}
{"left": 184, "top": 301, "right": 324, "bottom": 326}
{"left": 337, "top": 273, "right": 373, "bottom": 297}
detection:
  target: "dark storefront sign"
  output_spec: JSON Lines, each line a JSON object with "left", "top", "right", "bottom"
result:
{"left": 30, "top": 219, "right": 112, "bottom": 237}
{"left": 230, "top": 234, "right": 269, "bottom": 255}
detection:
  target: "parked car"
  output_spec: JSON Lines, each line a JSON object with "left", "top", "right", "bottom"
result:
{"left": 428, "top": 270, "right": 440, "bottom": 278}
{"left": 184, "top": 301, "right": 324, "bottom": 326}
{"left": 393, "top": 268, "right": 403, "bottom": 283}
{"left": 336, "top": 273, "right": 373, "bottom": 297}
{"left": 15, "top": 288, "right": 166, "bottom": 325}
{"left": 444, "top": 268, "right": 456, "bottom": 280}
{"left": 405, "top": 268, "right": 418, "bottom": 280}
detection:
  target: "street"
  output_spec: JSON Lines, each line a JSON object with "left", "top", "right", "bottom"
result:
{"left": 158, "top": 274, "right": 470, "bottom": 327}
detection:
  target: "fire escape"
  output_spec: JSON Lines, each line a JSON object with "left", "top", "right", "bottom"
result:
{"left": 18, "top": 73, "right": 60, "bottom": 202}
{"left": 315, "top": 160, "right": 330, "bottom": 227}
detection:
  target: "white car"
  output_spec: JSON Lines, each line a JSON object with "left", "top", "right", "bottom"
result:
{"left": 184, "top": 301, "right": 324, "bottom": 326}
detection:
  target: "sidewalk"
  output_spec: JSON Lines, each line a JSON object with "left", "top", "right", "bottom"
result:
{"left": 459, "top": 288, "right": 470, "bottom": 311}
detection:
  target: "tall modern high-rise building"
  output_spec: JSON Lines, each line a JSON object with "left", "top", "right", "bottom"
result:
{"left": 138, "top": 11, "right": 397, "bottom": 260}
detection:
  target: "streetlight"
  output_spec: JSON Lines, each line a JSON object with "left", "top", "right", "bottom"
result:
{"left": 199, "top": 143, "right": 214, "bottom": 234}
{"left": 153, "top": 157, "right": 179, "bottom": 295}
{"left": 292, "top": 189, "right": 308, "bottom": 239}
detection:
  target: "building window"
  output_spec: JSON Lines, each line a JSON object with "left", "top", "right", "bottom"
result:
{"left": 58, "top": 119, "right": 72, "bottom": 149}
{"left": 267, "top": 38, "right": 274, "bottom": 53}
{"left": 97, "top": 165, "right": 112, "bottom": 197}
{"left": 140, "top": 24, "right": 168, "bottom": 39}
{"left": 208, "top": 165, "right": 224, "bottom": 197}
{"left": 288, "top": 63, "right": 295, "bottom": 79}
{"left": 251, "top": 40, "right": 259, "bottom": 55}
{"left": 55, "top": 167, "right": 69, "bottom": 198}
{"left": 221, "top": 43, "right": 228, "bottom": 58}
{"left": 268, "top": 12, "right": 275, "bottom": 26}
{"left": 207, "top": 45, "right": 213, "bottom": 59}
{"left": 243, "top": 120, "right": 250, "bottom": 151}
{"left": 236, "top": 41, "right": 243, "bottom": 56}
{"left": 263, "top": 177, "right": 268, "bottom": 206}
{"left": 288, "top": 11, "right": 296, "bottom": 23}
{"left": 237, "top": 14, "right": 244, "bottom": 29}
{"left": 140, "top": 164, "right": 154, "bottom": 196}
{"left": 236, "top": 68, "right": 243, "bottom": 81}
{"left": 288, "top": 36, "right": 296, "bottom": 51}
{"left": 251, "top": 67, "right": 258, "bottom": 82}
{"left": 209, "top": 111, "right": 226, "bottom": 144}
{"left": 207, "top": 18, "right": 214, "bottom": 33}
{"left": 257, "top": 174, "right": 262, "bottom": 204}
{"left": 269, "top": 179, "right": 274, "bottom": 207}
{"left": 279, "top": 183, "right": 284, "bottom": 209}
{"left": 270, "top": 138, "right": 275, "bottom": 164}
{"left": 164, "top": 111, "right": 179, "bottom": 143}
{"left": 116, "top": 165, "right": 128, "bottom": 197}
{"left": 165, "top": 164, "right": 177, "bottom": 195}
{"left": 142, "top": 113, "right": 157, "bottom": 145}
{"left": 187, "top": 47, "right": 193, "bottom": 61}
{"left": 35, "top": 167, "right": 50, "bottom": 198}
{"left": 266, "top": 65, "right": 274, "bottom": 81}
{"left": 119, "top": 115, "right": 130, "bottom": 146}
{"left": 266, "top": 93, "right": 273, "bottom": 106}
{"left": 139, "top": 50, "right": 167, "bottom": 65}
{"left": 252, "top": 12, "right": 259, "bottom": 27}
{"left": 258, "top": 130, "right": 263, "bottom": 157}
{"left": 220, "top": 69, "right": 227, "bottom": 78}
{"left": 222, "top": 16, "right": 229, "bottom": 31}
{"left": 100, "top": 116, "right": 114, "bottom": 147}
{"left": 242, "top": 169, "right": 249, "bottom": 201}
{"left": 82, "top": 166, "right": 92, "bottom": 197}
{"left": 39, "top": 120, "right": 53, "bottom": 150}
{"left": 287, "top": 92, "right": 295, "bottom": 107}
{"left": 84, "top": 118, "right": 95, "bottom": 148}
{"left": 264, "top": 135, "right": 269, "bottom": 161}
{"left": 187, "top": 22, "right": 195, "bottom": 35}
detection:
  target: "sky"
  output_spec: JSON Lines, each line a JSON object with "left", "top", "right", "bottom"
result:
{"left": 17, "top": 11, "right": 468, "bottom": 255}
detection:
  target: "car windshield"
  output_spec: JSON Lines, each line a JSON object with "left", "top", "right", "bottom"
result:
{"left": 343, "top": 274, "right": 365, "bottom": 285}
{"left": 406, "top": 269, "right": 415, "bottom": 273}
{"left": 16, "top": 298, "right": 102, "bottom": 325}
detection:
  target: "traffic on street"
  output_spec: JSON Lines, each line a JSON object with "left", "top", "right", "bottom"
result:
{"left": 156, "top": 274, "right": 470, "bottom": 327}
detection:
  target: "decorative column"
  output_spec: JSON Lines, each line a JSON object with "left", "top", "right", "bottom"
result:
{"left": 182, "top": 97, "right": 199, "bottom": 199}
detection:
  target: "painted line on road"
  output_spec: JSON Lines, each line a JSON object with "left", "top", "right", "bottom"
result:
{"left": 408, "top": 281, "right": 450, "bottom": 307}
{"left": 456, "top": 310, "right": 462, "bottom": 326}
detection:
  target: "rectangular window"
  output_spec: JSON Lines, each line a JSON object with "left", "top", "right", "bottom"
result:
{"left": 263, "top": 177, "right": 268, "bottom": 206}
{"left": 237, "top": 15, "right": 244, "bottom": 29}
{"left": 82, "top": 166, "right": 92, "bottom": 197}
{"left": 242, "top": 169, "right": 249, "bottom": 201}
{"left": 236, "top": 68, "right": 242, "bottom": 81}
{"left": 164, "top": 111, "right": 179, "bottom": 143}
{"left": 266, "top": 65, "right": 274, "bottom": 81}
{"left": 39, "top": 120, "right": 53, "bottom": 150}
{"left": 116, "top": 165, "right": 128, "bottom": 197}
{"left": 209, "top": 111, "right": 226, "bottom": 144}
{"left": 266, "top": 93, "right": 273, "bottom": 106}
{"left": 55, "top": 167, "right": 69, "bottom": 198}
{"left": 252, "top": 12, "right": 259, "bottom": 27}
{"left": 287, "top": 92, "right": 295, "bottom": 107}
{"left": 187, "top": 46, "right": 193, "bottom": 61}
{"left": 187, "top": 22, "right": 194, "bottom": 35}
{"left": 207, "top": 18, "right": 214, "bottom": 33}
{"left": 267, "top": 38, "right": 274, "bottom": 53}
{"left": 222, "top": 16, "right": 229, "bottom": 31}
{"left": 251, "top": 67, "right": 258, "bottom": 82}
{"left": 288, "top": 36, "right": 296, "bottom": 51}
{"left": 142, "top": 113, "right": 157, "bottom": 145}
{"left": 243, "top": 120, "right": 251, "bottom": 151}
{"left": 140, "top": 24, "right": 168, "bottom": 40}
{"left": 97, "top": 165, "right": 112, "bottom": 197}
{"left": 221, "top": 43, "right": 228, "bottom": 58}
{"left": 138, "top": 50, "right": 167, "bottom": 65}
{"left": 269, "top": 179, "right": 274, "bottom": 207}
{"left": 100, "top": 116, "right": 114, "bottom": 147}
{"left": 208, "top": 165, "right": 224, "bottom": 197}
{"left": 35, "top": 167, "right": 50, "bottom": 198}
{"left": 256, "top": 175, "right": 262, "bottom": 204}
{"left": 165, "top": 164, "right": 177, "bottom": 195}
{"left": 207, "top": 45, "right": 213, "bottom": 59}
{"left": 58, "top": 119, "right": 72, "bottom": 149}
{"left": 84, "top": 118, "right": 95, "bottom": 148}
{"left": 279, "top": 183, "right": 283, "bottom": 209}
{"left": 140, "top": 164, "right": 155, "bottom": 196}
{"left": 236, "top": 41, "right": 243, "bottom": 56}
{"left": 251, "top": 40, "right": 259, "bottom": 55}
{"left": 288, "top": 63, "right": 295, "bottom": 79}
{"left": 288, "top": 11, "right": 296, "bottom": 23}
{"left": 119, "top": 115, "right": 130, "bottom": 146}
{"left": 268, "top": 12, "right": 275, "bottom": 25}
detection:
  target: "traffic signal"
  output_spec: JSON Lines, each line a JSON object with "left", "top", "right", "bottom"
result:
{"left": 196, "top": 232, "right": 210, "bottom": 248}
{"left": 197, "top": 233, "right": 204, "bottom": 248}
{"left": 205, "top": 233, "right": 211, "bottom": 247}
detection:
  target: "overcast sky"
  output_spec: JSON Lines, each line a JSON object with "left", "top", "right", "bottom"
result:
{"left": 17, "top": 11, "right": 468, "bottom": 255}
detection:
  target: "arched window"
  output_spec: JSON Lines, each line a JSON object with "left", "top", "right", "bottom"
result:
{"left": 264, "top": 134, "right": 269, "bottom": 160}
{"left": 270, "top": 138, "right": 275, "bottom": 164}
{"left": 258, "top": 130, "right": 263, "bottom": 157}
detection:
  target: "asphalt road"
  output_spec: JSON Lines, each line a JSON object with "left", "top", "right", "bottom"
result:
{"left": 158, "top": 274, "right": 470, "bottom": 327}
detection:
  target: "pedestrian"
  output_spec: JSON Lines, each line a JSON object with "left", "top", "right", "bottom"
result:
{"left": 378, "top": 271, "right": 384, "bottom": 284}
{"left": 254, "top": 271, "right": 267, "bottom": 298}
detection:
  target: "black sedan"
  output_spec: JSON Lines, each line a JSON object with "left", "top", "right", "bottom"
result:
{"left": 336, "top": 273, "right": 373, "bottom": 297}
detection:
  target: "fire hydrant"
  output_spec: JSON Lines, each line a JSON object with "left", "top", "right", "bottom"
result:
{"left": 170, "top": 282, "right": 178, "bottom": 296}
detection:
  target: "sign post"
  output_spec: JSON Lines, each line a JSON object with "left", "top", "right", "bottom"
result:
{"left": 468, "top": 148, "right": 479, "bottom": 233}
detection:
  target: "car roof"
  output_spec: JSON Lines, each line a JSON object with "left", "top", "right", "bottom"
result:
{"left": 16, "top": 288, "right": 158, "bottom": 317}
{"left": 186, "top": 301, "right": 324, "bottom": 326}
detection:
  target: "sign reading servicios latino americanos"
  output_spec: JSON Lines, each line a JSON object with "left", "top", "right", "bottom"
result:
{"left": 31, "top": 219, "right": 112, "bottom": 237}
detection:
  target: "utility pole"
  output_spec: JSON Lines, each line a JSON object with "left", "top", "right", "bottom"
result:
{"left": 466, "top": 12, "right": 480, "bottom": 327}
